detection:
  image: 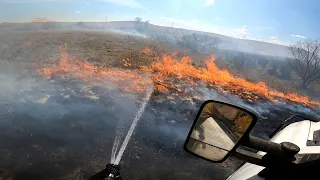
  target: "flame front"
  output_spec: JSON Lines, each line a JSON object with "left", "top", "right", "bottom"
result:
{"left": 38, "top": 44, "right": 152, "bottom": 94}
{"left": 150, "top": 54, "right": 319, "bottom": 106}
{"left": 37, "top": 45, "right": 319, "bottom": 107}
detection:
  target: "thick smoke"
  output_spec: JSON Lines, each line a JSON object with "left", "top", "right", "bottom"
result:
{"left": 0, "top": 59, "right": 210, "bottom": 180}
{"left": 0, "top": 64, "right": 154, "bottom": 179}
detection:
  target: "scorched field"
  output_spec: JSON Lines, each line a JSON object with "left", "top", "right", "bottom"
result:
{"left": 0, "top": 30, "right": 319, "bottom": 180}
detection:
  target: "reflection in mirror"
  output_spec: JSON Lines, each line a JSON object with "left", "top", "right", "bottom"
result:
{"left": 186, "top": 102, "right": 253, "bottom": 161}
{"left": 186, "top": 138, "right": 228, "bottom": 161}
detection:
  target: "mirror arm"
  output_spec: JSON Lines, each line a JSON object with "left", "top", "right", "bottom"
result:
{"left": 242, "top": 135, "right": 300, "bottom": 157}
{"left": 242, "top": 136, "right": 284, "bottom": 155}
{"left": 233, "top": 148, "right": 266, "bottom": 167}
{"left": 232, "top": 135, "right": 300, "bottom": 169}
{"left": 233, "top": 148, "right": 296, "bottom": 169}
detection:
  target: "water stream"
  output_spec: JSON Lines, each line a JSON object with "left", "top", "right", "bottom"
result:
{"left": 111, "top": 88, "right": 153, "bottom": 165}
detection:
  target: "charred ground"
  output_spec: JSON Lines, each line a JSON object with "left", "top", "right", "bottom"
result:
{"left": 0, "top": 30, "right": 319, "bottom": 180}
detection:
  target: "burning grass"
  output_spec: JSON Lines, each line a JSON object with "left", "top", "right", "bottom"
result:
{"left": 37, "top": 44, "right": 319, "bottom": 107}
{"left": 38, "top": 44, "right": 152, "bottom": 94}
{"left": 149, "top": 55, "right": 319, "bottom": 107}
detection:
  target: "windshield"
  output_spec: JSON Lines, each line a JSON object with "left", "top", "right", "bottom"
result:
{"left": 0, "top": 1, "right": 319, "bottom": 180}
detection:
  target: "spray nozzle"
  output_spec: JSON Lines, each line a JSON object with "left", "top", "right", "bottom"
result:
{"left": 106, "top": 164, "right": 121, "bottom": 178}
{"left": 88, "top": 164, "right": 122, "bottom": 180}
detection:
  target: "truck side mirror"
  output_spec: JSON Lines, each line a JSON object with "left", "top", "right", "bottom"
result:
{"left": 184, "top": 100, "right": 258, "bottom": 162}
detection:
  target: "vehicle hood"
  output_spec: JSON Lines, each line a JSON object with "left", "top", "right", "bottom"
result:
{"left": 270, "top": 120, "right": 311, "bottom": 147}
{"left": 271, "top": 120, "right": 320, "bottom": 154}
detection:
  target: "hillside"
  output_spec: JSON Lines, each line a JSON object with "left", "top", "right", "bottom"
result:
{"left": 0, "top": 24, "right": 319, "bottom": 180}
{"left": 0, "top": 21, "right": 290, "bottom": 57}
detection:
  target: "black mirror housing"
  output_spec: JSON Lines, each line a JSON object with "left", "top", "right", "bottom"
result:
{"left": 184, "top": 100, "right": 258, "bottom": 163}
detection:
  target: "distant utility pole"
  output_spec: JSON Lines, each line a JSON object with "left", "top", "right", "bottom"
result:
{"left": 172, "top": 22, "right": 174, "bottom": 27}
{"left": 106, "top": 16, "right": 108, "bottom": 22}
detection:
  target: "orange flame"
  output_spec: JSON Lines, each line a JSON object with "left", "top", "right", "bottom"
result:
{"left": 37, "top": 44, "right": 152, "bottom": 94}
{"left": 141, "top": 47, "right": 151, "bottom": 55}
{"left": 150, "top": 54, "right": 319, "bottom": 106}
{"left": 37, "top": 45, "right": 319, "bottom": 107}
{"left": 123, "top": 58, "right": 132, "bottom": 67}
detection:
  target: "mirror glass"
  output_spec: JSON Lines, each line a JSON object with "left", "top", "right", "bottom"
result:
{"left": 185, "top": 101, "right": 254, "bottom": 161}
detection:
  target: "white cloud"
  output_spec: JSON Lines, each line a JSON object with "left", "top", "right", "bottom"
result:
{"left": 265, "top": 36, "right": 290, "bottom": 46}
{"left": 232, "top": 26, "right": 249, "bottom": 35}
{"left": 161, "top": 16, "right": 248, "bottom": 38}
{"left": 75, "top": 11, "right": 80, "bottom": 13}
{"left": 228, "top": 26, "right": 250, "bottom": 38}
{"left": 205, "top": 0, "right": 215, "bottom": 6}
{"left": 160, "top": 16, "right": 224, "bottom": 34}
{"left": 292, "top": 34, "right": 306, "bottom": 39}
{"left": 159, "top": 16, "right": 292, "bottom": 45}
{"left": 215, "top": 17, "right": 221, "bottom": 21}
{"left": 99, "top": 0, "right": 146, "bottom": 9}
{"left": 245, "top": 36, "right": 263, "bottom": 41}
{"left": 250, "top": 27, "right": 273, "bottom": 31}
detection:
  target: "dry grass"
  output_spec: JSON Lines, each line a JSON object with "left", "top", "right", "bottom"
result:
{"left": 0, "top": 30, "right": 317, "bottom": 101}
{"left": 0, "top": 30, "right": 168, "bottom": 71}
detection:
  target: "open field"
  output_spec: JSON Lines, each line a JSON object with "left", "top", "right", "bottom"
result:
{"left": 0, "top": 21, "right": 291, "bottom": 57}
{"left": 0, "top": 29, "right": 319, "bottom": 180}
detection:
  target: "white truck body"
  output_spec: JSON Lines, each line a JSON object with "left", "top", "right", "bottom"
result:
{"left": 227, "top": 120, "right": 320, "bottom": 180}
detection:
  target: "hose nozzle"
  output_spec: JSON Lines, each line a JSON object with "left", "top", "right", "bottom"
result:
{"left": 106, "top": 164, "right": 121, "bottom": 179}
{"left": 88, "top": 164, "right": 121, "bottom": 180}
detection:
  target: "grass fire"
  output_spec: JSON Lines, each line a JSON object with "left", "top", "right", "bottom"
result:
{"left": 38, "top": 44, "right": 318, "bottom": 107}
{"left": 0, "top": 26, "right": 319, "bottom": 180}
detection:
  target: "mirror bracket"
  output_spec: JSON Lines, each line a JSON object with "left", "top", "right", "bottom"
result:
{"left": 233, "top": 148, "right": 297, "bottom": 169}
{"left": 232, "top": 135, "right": 299, "bottom": 169}
{"left": 242, "top": 136, "right": 300, "bottom": 157}
{"left": 233, "top": 148, "right": 265, "bottom": 167}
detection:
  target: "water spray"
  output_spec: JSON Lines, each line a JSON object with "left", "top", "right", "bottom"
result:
{"left": 111, "top": 87, "right": 153, "bottom": 165}
{"left": 90, "top": 87, "right": 153, "bottom": 180}
{"left": 114, "top": 89, "right": 152, "bottom": 164}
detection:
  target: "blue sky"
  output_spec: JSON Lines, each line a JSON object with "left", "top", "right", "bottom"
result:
{"left": 0, "top": 0, "right": 319, "bottom": 45}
